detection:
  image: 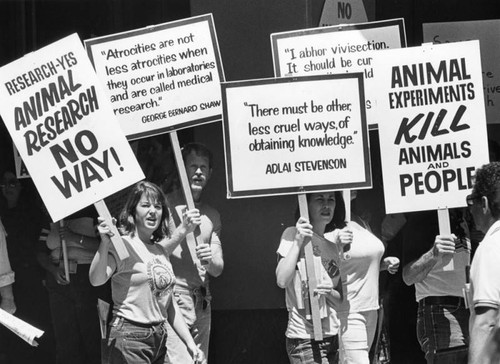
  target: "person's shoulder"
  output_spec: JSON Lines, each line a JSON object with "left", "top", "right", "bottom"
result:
{"left": 199, "top": 202, "right": 220, "bottom": 220}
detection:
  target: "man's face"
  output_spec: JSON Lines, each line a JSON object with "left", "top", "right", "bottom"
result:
{"left": 184, "top": 151, "right": 211, "bottom": 193}
{"left": 467, "top": 191, "right": 488, "bottom": 233}
{"left": 1, "top": 171, "right": 22, "bottom": 202}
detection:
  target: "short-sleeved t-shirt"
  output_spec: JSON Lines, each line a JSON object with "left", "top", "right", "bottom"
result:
{"left": 471, "top": 220, "right": 500, "bottom": 310}
{"left": 110, "top": 235, "right": 176, "bottom": 324}
{"left": 335, "top": 221, "right": 385, "bottom": 314}
{"left": 277, "top": 227, "right": 340, "bottom": 339}
{"left": 402, "top": 210, "right": 470, "bottom": 302}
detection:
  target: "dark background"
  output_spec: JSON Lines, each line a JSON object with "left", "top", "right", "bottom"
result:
{"left": 1, "top": 0, "right": 500, "bottom": 362}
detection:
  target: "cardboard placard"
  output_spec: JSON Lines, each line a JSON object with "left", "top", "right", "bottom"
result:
{"left": 373, "top": 41, "right": 489, "bottom": 214}
{"left": 222, "top": 74, "right": 371, "bottom": 198}
{"left": 271, "top": 18, "right": 406, "bottom": 128}
{"left": 423, "top": 19, "right": 500, "bottom": 124}
{"left": 0, "top": 33, "right": 144, "bottom": 223}
{"left": 85, "top": 14, "right": 225, "bottom": 140}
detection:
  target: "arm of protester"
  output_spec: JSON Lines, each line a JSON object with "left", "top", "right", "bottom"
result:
{"left": 89, "top": 218, "right": 117, "bottom": 286}
{"left": 0, "top": 284, "right": 16, "bottom": 314}
{"left": 469, "top": 306, "right": 499, "bottom": 364}
{"left": 381, "top": 256, "right": 400, "bottom": 274}
{"left": 159, "top": 207, "right": 201, "bottom": 255}
{"left": 402, "top": 234, "right": 455, "bottom": 286}
{"left": 196, "top": 234, "right": 224, "bottom": 277}
{"left": 167, "top": 298, "right": 204, "bottom": 363}
{"left": 276, "top": 218, "right": 311, "bottom": 288}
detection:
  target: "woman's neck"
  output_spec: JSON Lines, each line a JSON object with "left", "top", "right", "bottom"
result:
{"left": 312, "top": 222, "right": 326, "bottom": 236}
{"left": 136, "top": 228, "right": 153, "bottom": 244}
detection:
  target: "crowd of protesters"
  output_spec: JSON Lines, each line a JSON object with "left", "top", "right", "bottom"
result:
{"left": 1, "top": 135, "right": 500, "bottom": 364}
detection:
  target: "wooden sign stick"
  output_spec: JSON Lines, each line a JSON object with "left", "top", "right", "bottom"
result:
{"left": 298, "top": 193, "right": 323, "bottom": 341}
{"left": 59, "top": 220, "right": 70, "bottom": 282}
{"left": 94, "top": 200, "right": 129, "bottom": 260}
{"left": 437, "top": 208, "right": 454, "bottom": 271}
{"left": 169, "top": 132, "right": 205, "bottom": 266}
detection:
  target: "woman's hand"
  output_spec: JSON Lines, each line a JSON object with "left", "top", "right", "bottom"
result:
{"left": 190, "top": 345, "right": 205, "bottom": 364}
{"left": 295, "top": 217, "right": 313, "bottom": 246}
{"left": 337, "top": 227, "right": 353, "bottom": 246}
{"left": 97, "top": 217, "right": 116, "bottom": 243}
{"left": 382, "top": 256, "right": 400, "bottom": 274}
{"left": 181, "top": 207, "right": 201, "bottom": 234}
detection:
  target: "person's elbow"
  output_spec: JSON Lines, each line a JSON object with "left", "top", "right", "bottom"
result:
{"left": 210, "top": 262, "right": 224, "bottom": 277}
{"left": 89, "top": 269, "right": 109, "bottom": 287}
{"left": 276, "top": 277, "right": 288, "bottom": 289}
{"left": 276, "top": 270, "right": 290, "bottom": 289}
{"left": 89, "top": 274, "right": 105, "bottom": 287}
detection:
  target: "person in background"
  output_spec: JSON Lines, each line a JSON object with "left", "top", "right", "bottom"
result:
{"left": 276, "top": 191, "right": 352, "bottom": 363}
{"left": 0, "top": 216, "right": 15, "bottom": 364}
{"left": 467, "top": 162, "right": 500, "bottom": 363}
{"left": 336, "top": 191, "right": 399, "bottom": 364}
{"left": 0, "top": 217, "right": 15, "bottom": 314}
{"left": 90, "top": 181, "right": 204, "bottom": 364}
{"left": 0, "top": 170, "right": 55, "bottom": 364}
{"left": 402, "top": 207, "right": 470, "bottom": 363}
{"left": 162, "top": 142, "right": 224, "bottom": 364}
{"left": 37, "top": 206, "right": 110, "bottom": 364}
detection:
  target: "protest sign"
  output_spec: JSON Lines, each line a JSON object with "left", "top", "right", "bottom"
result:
{"left": 423, "top": 19, "right": 500, "bottom": 124}
{"left": 85, "top": 14, "right": 224, "bottom": 140}
{"left": 271, "top": 18, "right": 405, "bottom": 129}
{"left": 373, "top": 40, "right": 489, "bottom": 214}
{"left": 222, "top": 74, "right": 371, "bottom": 198}
{"left": 319, "top": 0, "right": 374, "bottom": 27}
{"left": 0, "top": 33, "right": 144, "bottom": 223}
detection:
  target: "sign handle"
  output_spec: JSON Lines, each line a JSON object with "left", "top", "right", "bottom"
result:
{"left": 94, "top": 200, "right": 129, "bottom": 260}
{"left": 342, "top": 190, "right": 352, "bottom": 260}
{"left": 298, "top": 193, "right": 323, "bottom": 341}
{"left": 169, "top": 132, "right": 207, "bottom": 266}
{"left": 437, "top": 208, "right": 454, "bottom": 271}
{"left": 59, "top": 220, "right": 70, "bottom": 282}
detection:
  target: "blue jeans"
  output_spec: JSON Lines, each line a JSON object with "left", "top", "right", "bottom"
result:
{"left": 165, "top": 286, "right": 211, "bottom": 364}
{"left": 104, "top": 317, "right": 168, "bottom": 364}
{"left": 286, "top": 336, "right": 339, "bottom": 364}
{"left": 417, "top": 298, "right": 469, "bottom": 364}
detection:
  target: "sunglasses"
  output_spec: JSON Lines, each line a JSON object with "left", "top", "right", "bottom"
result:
{"left": 466, "top": 193, "right": 481, "bottom": 206}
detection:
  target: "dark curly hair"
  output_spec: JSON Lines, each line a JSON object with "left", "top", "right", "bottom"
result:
{"left": 118, "top": 181, "right": 170, "bottom": 242}
{"left": 472, "top": 161, "right": 500, "bottom": 219}
{"left": 294, "top": 191, "right": 347, "bottom": 233}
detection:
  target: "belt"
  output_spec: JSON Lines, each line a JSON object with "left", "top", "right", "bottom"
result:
{"left": 419, "top": 296, "right": 464, "bottom": 306}
{"left": 113, "top": 316, "right": 165, "bottom": 329}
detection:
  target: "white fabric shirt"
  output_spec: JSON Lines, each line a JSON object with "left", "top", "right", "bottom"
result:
{"left": 336, "top": 221, "right": 385, "bottom": 313}
{"left": 471, "top": 220, "right": 500, "bottom": 310}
